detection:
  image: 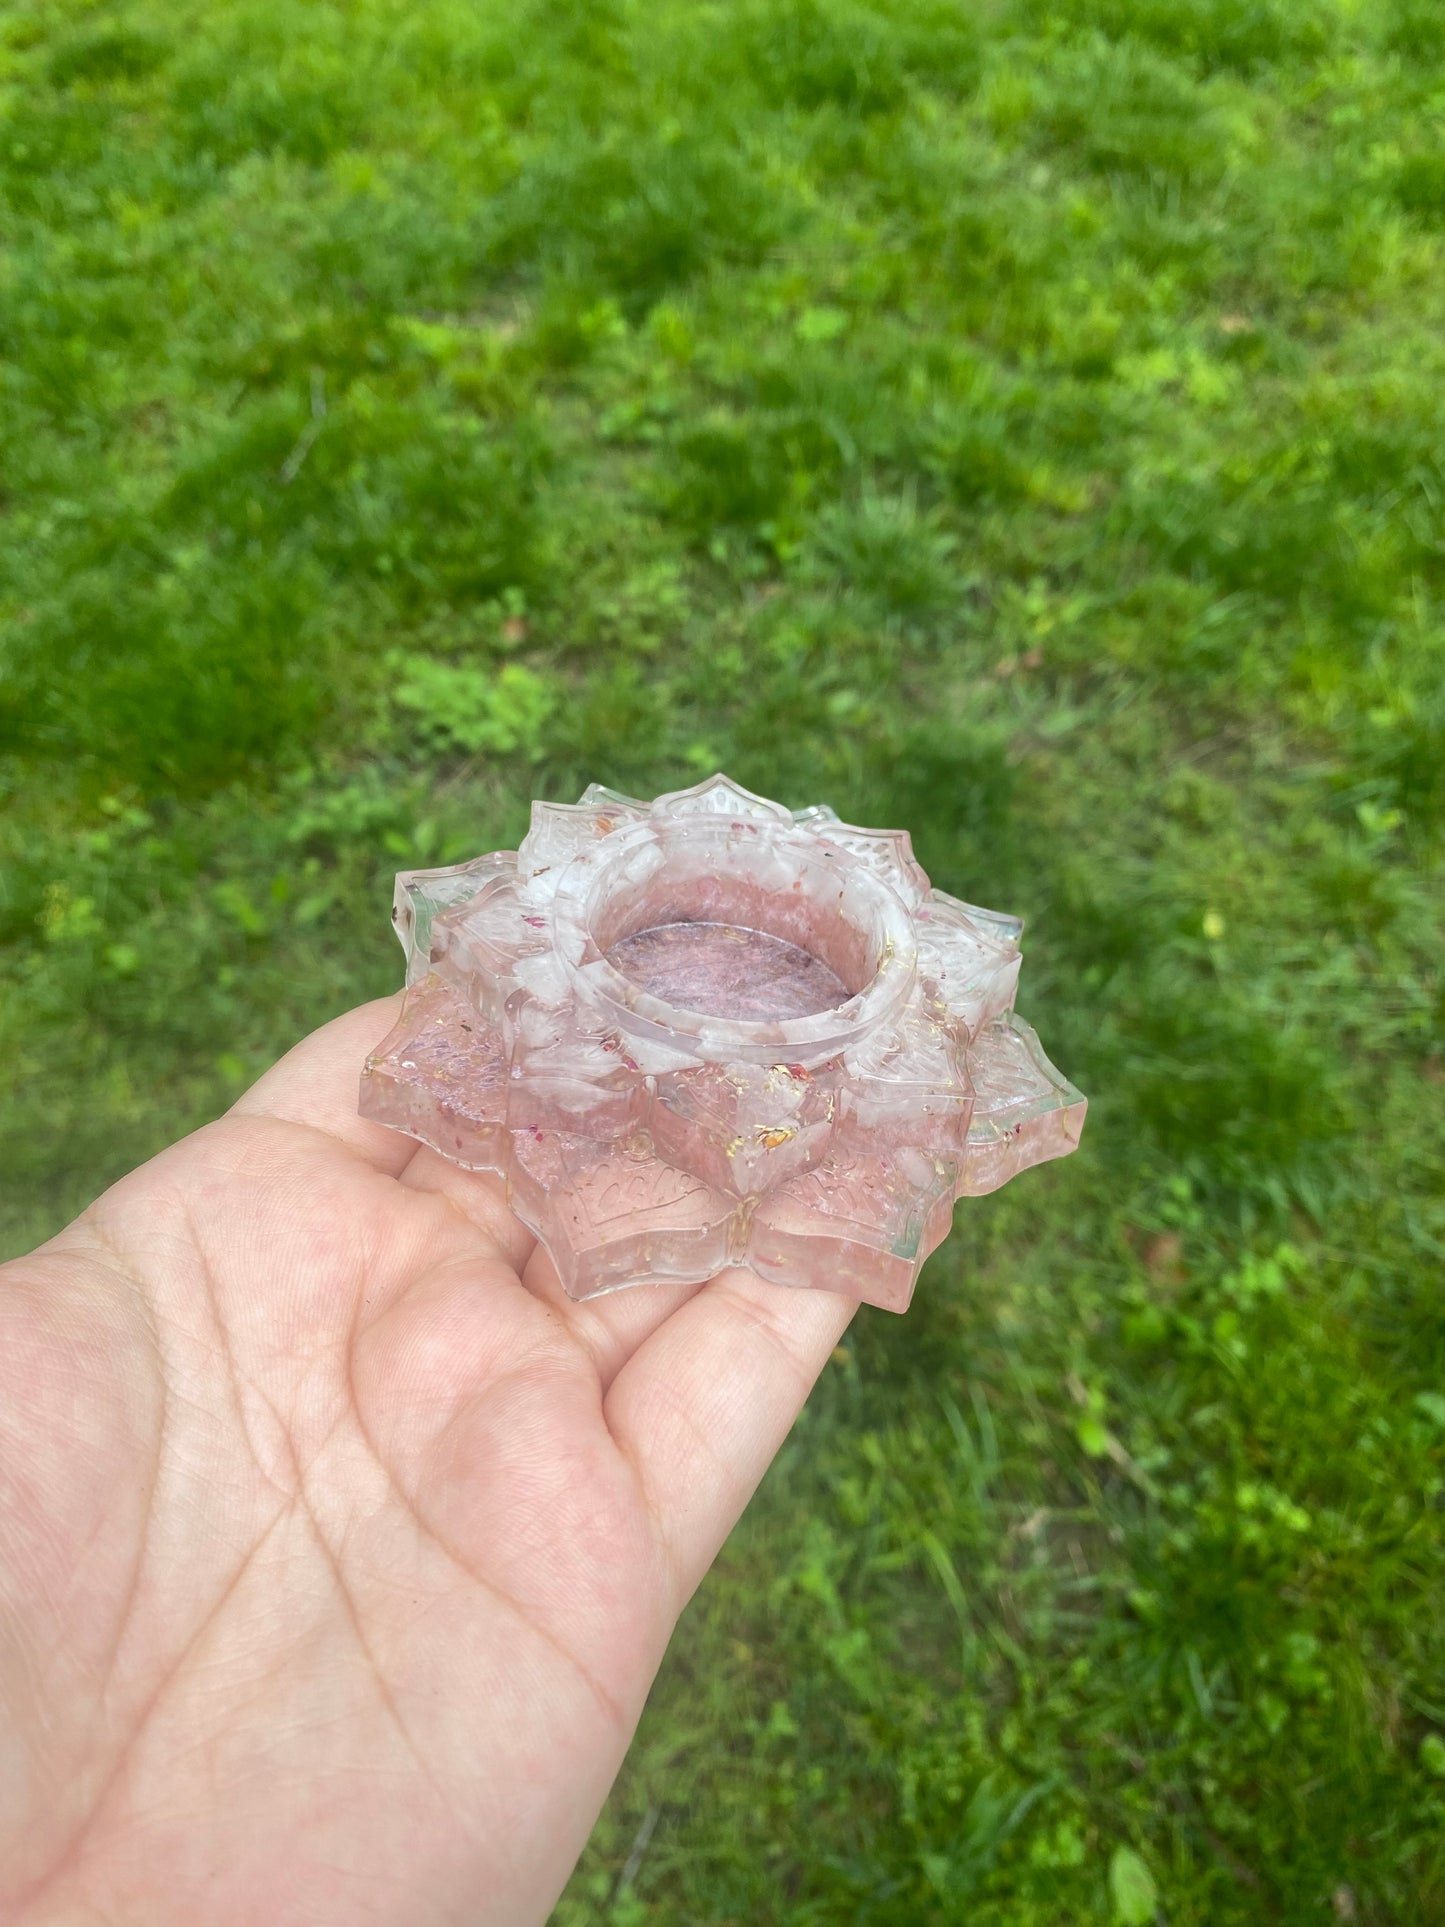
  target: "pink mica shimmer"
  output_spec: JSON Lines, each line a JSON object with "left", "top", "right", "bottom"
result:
{"left": 605, "top": 920, "right": 850, "bottom": 1021}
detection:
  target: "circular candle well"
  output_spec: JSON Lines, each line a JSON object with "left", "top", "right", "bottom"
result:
{"left": 571, "top": 820, "right": 916, "bottom": 1052}
{"left": 604, "top": 921, "right": 849, "bottom": 1021}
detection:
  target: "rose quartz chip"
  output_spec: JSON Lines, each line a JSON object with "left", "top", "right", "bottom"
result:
{"left": 360, "top": 774, "right": 1085, "bottom": 1312}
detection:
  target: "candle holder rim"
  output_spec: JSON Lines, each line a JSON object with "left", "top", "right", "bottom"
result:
{"left": 548, "top": 813, "right": 919, "bottom": 1061}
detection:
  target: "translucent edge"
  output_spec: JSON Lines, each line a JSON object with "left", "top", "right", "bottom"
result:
{"left": 956, "top": 1014, "right": 1087, "bottom": 1198}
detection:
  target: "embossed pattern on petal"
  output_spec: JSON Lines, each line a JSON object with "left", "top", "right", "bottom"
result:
{"left": 809, "top": 822, "right": 930, "bottom": 906}
{"left": 957, "top": 1014, "right": 1087, "bottom": 1196}
{"left": 749, "top": 1147, "right": 958, "bottom": 1313}
{"left": 840, "top": 1005, "right": 974, "bottom": 1160}
{"left": 509, "top": 1131, "right": 736, "bottom": 1299}
{"left": 652, "top": 773, "right": 792, "bottom": 821}
{"left": 915, "top": 889, "right": 1022, "bottom": 1038}
{"left": 519, "top": 798, "right": 647, "bottom": 879}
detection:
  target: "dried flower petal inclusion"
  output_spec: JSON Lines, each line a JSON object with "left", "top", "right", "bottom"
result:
{"left": 360, "top": 775, "right": 1085, "bottom": 1312}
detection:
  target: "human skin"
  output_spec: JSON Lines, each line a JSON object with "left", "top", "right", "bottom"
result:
{"left": 0, "top": 997, "right": 857, "bottom": 1926}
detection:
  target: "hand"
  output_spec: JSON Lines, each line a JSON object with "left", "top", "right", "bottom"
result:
{"left": 0, "top": 998, "right": 856, "bottom": 1926}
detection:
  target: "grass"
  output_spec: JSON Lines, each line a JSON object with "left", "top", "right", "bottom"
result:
{"left": 3, "top": 0, "right": 1444, "bottom": 1917}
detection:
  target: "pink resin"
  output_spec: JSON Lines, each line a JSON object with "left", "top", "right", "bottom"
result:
{"left": 359, "top": 774, "right": 1085, "bottom": 1312}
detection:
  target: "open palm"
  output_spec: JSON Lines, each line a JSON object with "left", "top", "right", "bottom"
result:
{"left": 0, "top": 998, "right": 857, "bottom": 1927}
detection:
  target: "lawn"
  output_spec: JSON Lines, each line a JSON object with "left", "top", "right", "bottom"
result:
{"left": 3, "top": 0, "right": 1444, "bottom": 1918}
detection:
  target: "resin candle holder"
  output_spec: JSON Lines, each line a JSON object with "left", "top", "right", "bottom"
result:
{"left": 359, "top": 775, "right": 1085, "bottom": 1312}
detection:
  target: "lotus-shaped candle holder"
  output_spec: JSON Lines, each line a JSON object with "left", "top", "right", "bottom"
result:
{"left": 359, "top": 775, "right": 1085, "bottom": 1312}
